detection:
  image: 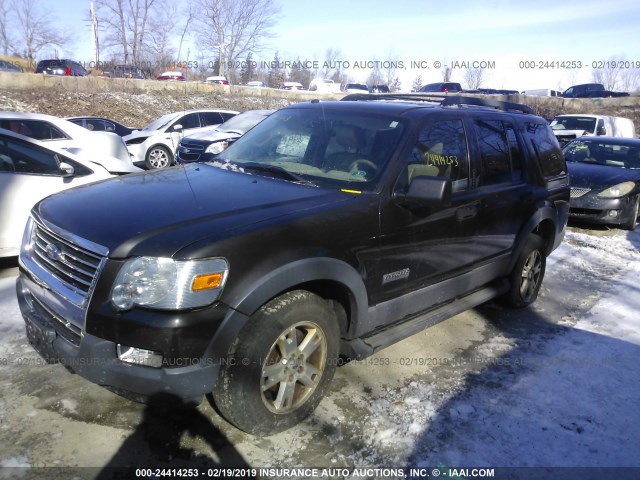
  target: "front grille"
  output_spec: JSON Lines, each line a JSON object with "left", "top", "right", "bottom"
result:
{"left": 570, "top": 187, "right": 591, "bottom": 199}
{"left": 31, "top": 223, "right": 104, "bottom": 297}
{"left": 178, "top": 143, "right": 204, "bottom": 162}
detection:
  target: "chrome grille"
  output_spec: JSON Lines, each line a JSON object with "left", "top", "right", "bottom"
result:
{"left": 31, "top": 223, "right": 104, "bottom": 296}
{"left": 570, "top": 187, "right": 591, "bottom": 199}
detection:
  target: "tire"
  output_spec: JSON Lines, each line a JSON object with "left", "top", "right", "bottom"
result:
{"left": 504, "top": 234, "right": 546, "bottom": 308}
{"left": 145, "top": 145, "right": 172, "bottom": 169}
{"left": 623, "top": 197, "right": 639, "bottom": 230}
{"left": 212, "top": 290, "right": 339, "bottom": 436}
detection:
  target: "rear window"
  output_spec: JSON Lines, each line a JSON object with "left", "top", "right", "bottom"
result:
{"left": 525, "top": 122, "right": 566, "bottom": 177}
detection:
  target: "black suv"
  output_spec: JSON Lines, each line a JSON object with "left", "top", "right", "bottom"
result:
{"left": 34, "top": 59, "right": 88, "bottom": 76}
{"left": 17, "top": 95, "right": 569, "bottom": 436}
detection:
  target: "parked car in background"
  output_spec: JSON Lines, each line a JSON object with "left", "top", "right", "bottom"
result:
{"left": 0, "top": 111, "right": 138, "bottom": 173}
{"left": 342, "top": 83, "right": 369, "bottom": 94}
{"left": 419, "top": 82, "right": 463, "bottom": 93}
{"left": 279, "top": 82, "right": 305, "bottom": 90}
{"left": 67, "top": 116, "right": 136, "bottom": 137}
{"left": 205, "top": 76, "right": 230, "bottom": 85}
{"left": 564, "top": 137, "right": 640, "bottom": 229}
{"left": 551, "top": 114, "right": 636, "bottom": 146}
{"left": 108, "top": 65, "right": 145, "bottom": 79}
{"left": 246, "top": 81, "right": 265, "bottom": 87}
{"left": 176, "top": 110, "right": 274, "bottom": 164}
{"left": 522, "top": 89, "right": 562, "bottom": 96}
{"left": 123, "top": 109, "right": 239, "bottom": 169}
{"left": 369, "top": 84, "right": 389, "bottom": 93}
{"left": 308, "top": 78, "right": 339, "bottom": 93}
{"left": 0, "top": 59, "right": 22, "bottom": 72}
{"left": 561, "top": 83, "right": 629, "bottom": 98}
{"left": 35, "top": 59, "right": 88, "bottom": 76}
{"left": 156, "top": 70, "right": 186, "bottom": 81}
{"left": 0, "top": 128, "right": 118, "bottom": 257}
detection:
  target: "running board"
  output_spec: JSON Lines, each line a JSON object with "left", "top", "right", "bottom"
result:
{"left": 342, "top": 279, "right": 509, "bottom": 360}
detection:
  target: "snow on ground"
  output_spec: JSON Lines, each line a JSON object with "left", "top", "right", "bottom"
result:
{"left": 1, "top": 228, "right": 639, "bottom": 478}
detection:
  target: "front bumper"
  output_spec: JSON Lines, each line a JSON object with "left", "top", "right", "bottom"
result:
{"left": 569, "top": 193, "right": 637, "bottom": 226}
{"left": 17, "top": 273, "right": 232, "bottom": 403}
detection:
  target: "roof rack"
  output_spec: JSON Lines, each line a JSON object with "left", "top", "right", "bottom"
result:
{"left": 340, "top": 93, "right": 534, "bottom": 115}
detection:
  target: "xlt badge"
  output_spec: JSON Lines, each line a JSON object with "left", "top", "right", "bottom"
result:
{"left": 382, "top": 268, "right": 410, "bottom": 284}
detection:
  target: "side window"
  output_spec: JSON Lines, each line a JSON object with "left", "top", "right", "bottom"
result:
{"left": 1, "top": 138, "right": 61, "bottom": 175}
{"left": 220, "top": 112, "right": 236, "bottom": 123}
{"left": 177, "top": 113, "right": 200, "bottom": 130}
{"left": 404, "top": 118, "right": 469, "bottom": 192}
{"left": 200, "top": 112, "right": 225, "bottom": 127}
{"left": 23, "top": 121, "right": 67, "bottom": 140}
{"left": 525, "top": 122, "right": 566, "bottom": 178}
{"left": 474, "top": 119, "right": 512, "bottom": 186}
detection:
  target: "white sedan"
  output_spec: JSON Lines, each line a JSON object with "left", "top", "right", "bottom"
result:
{"left": 0, "top": 129, "right": 121, "bottom": 258}
{"left": 123, "top": 109, "right": 238, "bottom": 169}
{"left": 0, "top": 111, "right": 139, "bottom": 174}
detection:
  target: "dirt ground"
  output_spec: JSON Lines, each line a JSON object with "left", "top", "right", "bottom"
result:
{"left": 0, "top": 86, "right": 295, "bottom": 130}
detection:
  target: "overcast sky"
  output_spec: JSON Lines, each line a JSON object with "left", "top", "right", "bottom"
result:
{"left": 42, "top": 0, "right": 640, "bottom": 91}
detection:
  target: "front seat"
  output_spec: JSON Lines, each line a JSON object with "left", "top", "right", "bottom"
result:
{"left": 324, "top": 125, "right": 368, "bottom": 171}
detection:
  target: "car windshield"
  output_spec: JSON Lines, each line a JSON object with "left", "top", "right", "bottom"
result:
{"left": 218, "top": 111, "right": 271, "bottom": 134}
{"left": 563, "top": 140, "right": 640, "bottom": 169}
{"left": 551, "top": 117, "right": 596, "bottom": 132}
{"left": 142, "top": 113, "right": 179, "bottom": 131}
{"left": 215, "top": 107, "right": 407, "bottom": 191}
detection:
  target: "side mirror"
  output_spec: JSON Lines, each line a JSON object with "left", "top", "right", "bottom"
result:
{"left": 172, "top": 124, "right": 183, "bottom": 132}
{"left": 394, "top": 176, "right": 452, "bottom": 207}
{"left": 596, "top": 125, "right": 607, "bottom": 136}
{"left": 59, "top": 162, "right": 75, "bottom": 177}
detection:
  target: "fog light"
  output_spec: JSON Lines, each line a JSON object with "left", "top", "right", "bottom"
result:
{"left": 608, "top": 210, "right": 619, "bottom": 218}
{"left": 117, "top": 345, "right": 163, "bottom": 368}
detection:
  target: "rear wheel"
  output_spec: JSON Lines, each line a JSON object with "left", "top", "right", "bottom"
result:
{"left": 212, "top": 290, "right": 339, "bottom": 436}
{"left": 504, "top": 234, "right": 546, "bottom": 308}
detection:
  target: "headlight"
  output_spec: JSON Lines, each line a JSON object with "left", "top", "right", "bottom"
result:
{"left": 205, "top": 141, "right": 229, "bottom": 155}
{"left": 597, "top": 181, "right": 636, "bottom": 198}
{"left": 111, "top": 256, "right": 229, "bottom": 311}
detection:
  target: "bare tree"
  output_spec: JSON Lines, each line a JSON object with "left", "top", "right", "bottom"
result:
{"left": 0, "top": 0, "right": 15, "bottom": 55}
{"left": 94, "top": 0, "right": 162, "bottom": 65}
{"left": 591, "top": 55, "right": 624, "bottom": 90}
{"left": 441, "top": 65, "right": 452, "bottom": 82}
{"left": 195, "top": 0, "right": 280, "bottom": 79}
{"left": 14, "top": 0, "right": 70, "bottom": 59}
{"left": 411, "top": 75, "right": 423, "bottom": 92}
{"left": 464, "top": 67, "right": 485, "bottom": 90}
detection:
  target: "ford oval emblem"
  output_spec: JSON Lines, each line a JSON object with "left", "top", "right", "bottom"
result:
{"left": 45, "top": 243, "right": 64, "bottom": 262}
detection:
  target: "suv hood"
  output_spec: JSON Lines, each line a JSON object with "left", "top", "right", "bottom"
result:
{"left": 35, "top": 164, "right": 353, "bottom": 258}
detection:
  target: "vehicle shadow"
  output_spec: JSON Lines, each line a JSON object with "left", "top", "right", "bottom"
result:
{"left": 404, "top": 231, "right": 640, "bottom": 471}
{"left": 96, "top": 393, "right": 251, "bottom": 479}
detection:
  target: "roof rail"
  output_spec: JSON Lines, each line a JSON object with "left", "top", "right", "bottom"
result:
{"left": 440, "top": 96, "right": 534, "bottom": 114}
{"left": 340, "top": 93, "right": 534, "bottom": 114}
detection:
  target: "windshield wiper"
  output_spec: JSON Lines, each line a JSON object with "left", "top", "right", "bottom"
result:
{"left": 241, "top": 163, "right": 316, "bottom": 186}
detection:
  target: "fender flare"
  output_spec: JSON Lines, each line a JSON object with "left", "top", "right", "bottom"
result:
{"left": 204, "top": 257, "right": 369, "bottom": 362}
{"left": 509, "top": 205, "right": 559, "bottom": 272}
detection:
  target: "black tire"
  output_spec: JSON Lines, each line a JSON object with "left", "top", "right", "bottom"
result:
{"left": 212, "top": 290, "right": 339, "bottom": 436}
{"left": 504, "top": 234, "right": 546, "bottom": 308}
{"left": 145, "top": 145, "right": 172, "bottom": 169}
{"left": 623, "top": 197, "right": 639, "bottom": 230}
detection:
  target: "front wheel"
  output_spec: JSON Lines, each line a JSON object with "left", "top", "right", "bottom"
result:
{"left": 212, "top": 290, "right": 339, "bottom": 436}
{"left": 145, "top": 145, "right": 172, "bottom": 169}
{"left": 504, "top": 234, "right": 546, "bottom": 308}
{"left": 623, "top": 197, "right": 639, "bottom": 230}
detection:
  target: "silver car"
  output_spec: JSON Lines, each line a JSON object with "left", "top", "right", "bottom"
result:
{"left": 0, "top": 111, "right": 139, "bottom": 174}
{"left": 0, "top": 129, "right": 118, "bottom": 257}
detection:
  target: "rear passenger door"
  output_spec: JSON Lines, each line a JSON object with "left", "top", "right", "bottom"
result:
{"left": 464, "top": 115, "right": 530, "bottom": 264}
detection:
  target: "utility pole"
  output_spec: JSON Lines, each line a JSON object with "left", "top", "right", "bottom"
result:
{"left": 90, "top": 2, "right": 99, "bottom": 67}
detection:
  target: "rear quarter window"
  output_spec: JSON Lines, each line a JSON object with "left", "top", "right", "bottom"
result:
{"left": 525, "top": 122, "right": 566, "bottom": 177}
